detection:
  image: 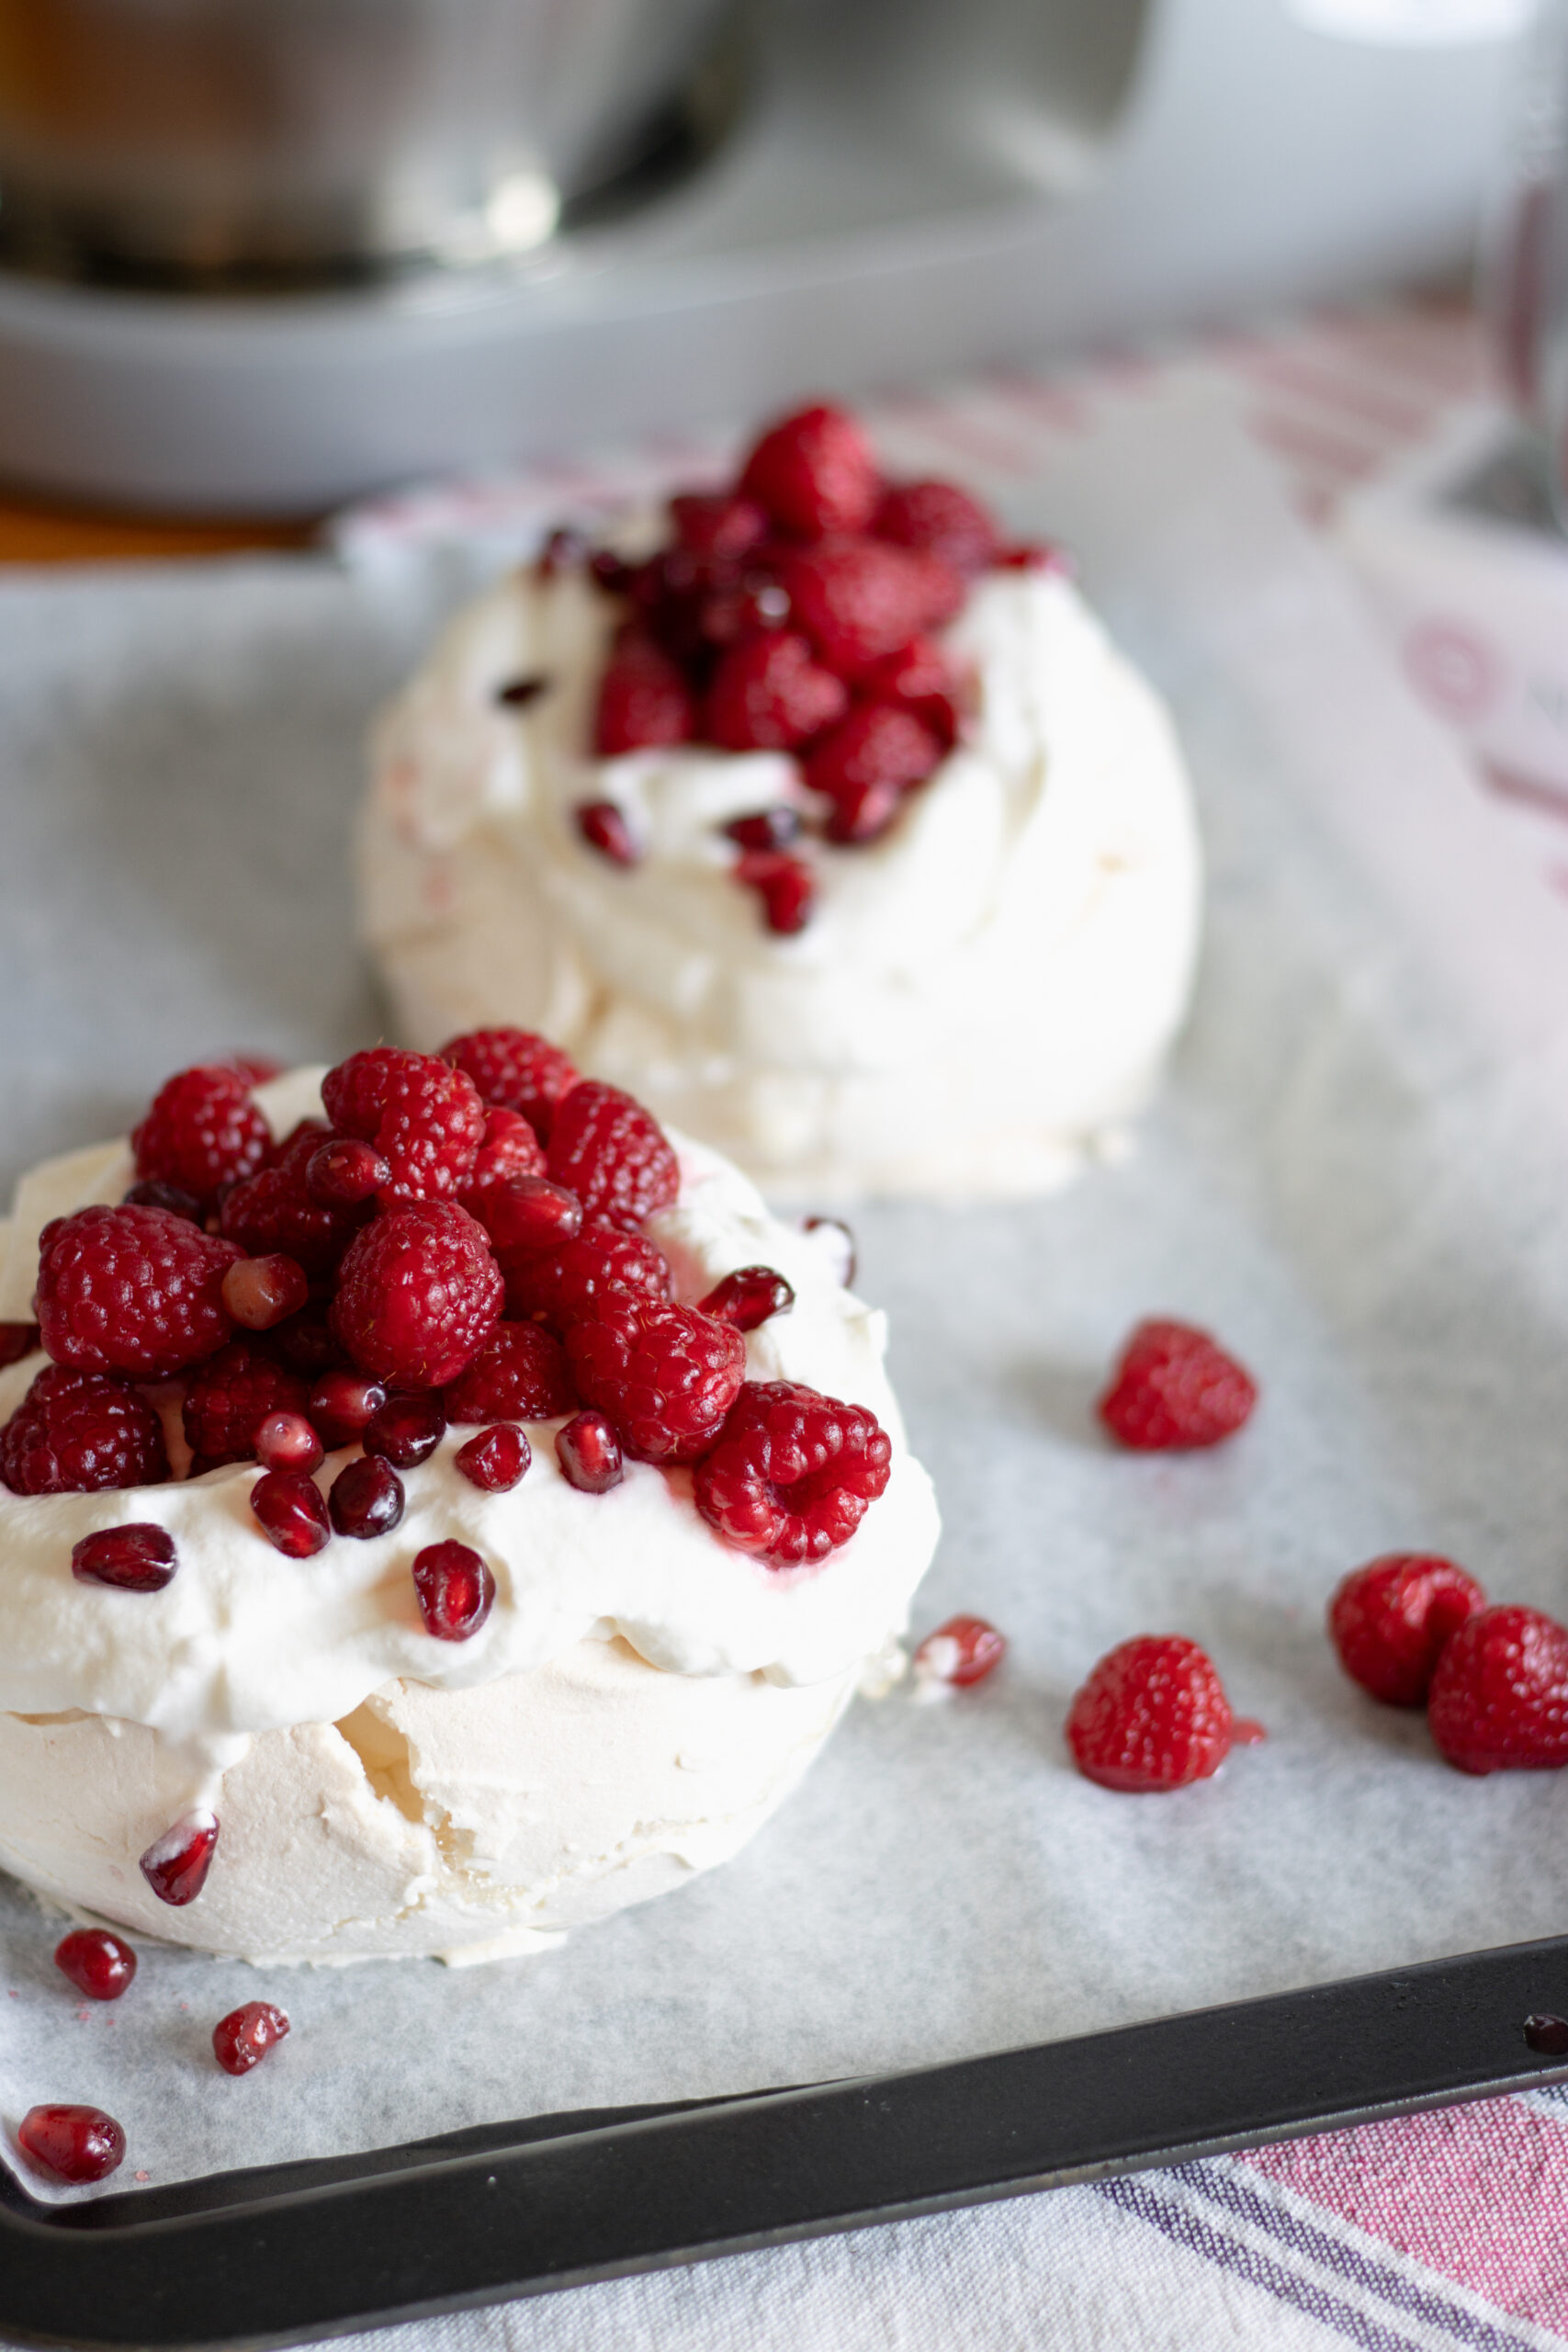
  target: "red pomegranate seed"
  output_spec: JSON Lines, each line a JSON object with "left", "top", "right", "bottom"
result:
{"left": 412, "top": 1541, "right": 495, "bottom": 1641}
{"left": 495, "top": 673, "right": 552, "bottom": 710}
{"left": 306, "top": 1139, "right": 389, "bottom": 1207}
{"left": 212, "top": 2001, "right": 290, "bottom": 2077}
{"left": 557, "top": 1408, "right": 623, "bottom": 1493}
{"left": 474, "top": 1175, "right": 583, "bottom": 1255}
{"left": 221, "top": 1254, "right": 310, "bottom": 1333}
{"left": 725, "top": 807, "right": 802, "bottom": 854}
{"left": 139, "top": 1808, "right": 219, "bottom": 1905}
{"left": 698, "top": 1266, "right": 795, "bottom": 1331}
{"left": 17, "top": 2104, "right": 125, "bottom": 2184}
{"left": 71, "top": 1523, "right": 177, "bottom": 1593}
{"left": 913, "top": 1616, "right": 1008, "bottom": 1690}
{"left": 54, "top": 1928, "right": 137, "bottom": 2001}
{"left": 575, "top": 800, "right": 639, "bottom": 867}
{"left": 328, "top": 1453, "right": 405, "bottom": 1539}
{"left": 308, "top": 1370, "right": 386, "bottom": 1448}
{"left": 363, "top": 1393, "right": 446, "bottom": 1468}
{"left": 254, "top": 1411, "right": 324, "bottom": 1474}
{"left": 802, "top": 1215, "right": 856, "bottom": 1286}
{"left": 121, "top": 1180, "right": 202, "bottom": 1224}
{"left": 249, "top": 1468, "right": 331, "bottom": 1557}
{"left": 735, "top": 849, "right": 815, "bottom": 934}
{"left": 997, "top": 541, "right": 1069, "bottom": 572}
{"left": 455, "top": 1423, "right": 532, "bottom": 1493}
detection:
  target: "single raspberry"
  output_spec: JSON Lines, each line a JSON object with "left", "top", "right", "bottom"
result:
{"left": 54, "top": 1928, "right": 137, "bottom": 2001}
{"left": 130, "top": 1063, "right": 272, "bottom": 1213}
{"left": 321, "top": 1048, "right": 486, "bottom": 1204}
{"left": 220, "top": 1120, "right": 368, "bottom": 1279}
{"left": 576, "top": 799, "right": 641, "bottom": 866}
{"left": 502, "top": 1219, "right": 671, "bottom": 1333}
{"left": 439, "top": 1027, "right": 581, "bottom": 1142}
{"left": 461, "top": 1107, "right": 547, "bottom": 1197}
{"left": 1066, "top": 1635, "right": 1246, "bottom": 1792}
{"left": 183, "top": 1341, "right": 310, "bottom": 1470}
{"left": 859, "top": 636, "right": 960, "bottom": 745}
{"left": 445, "top": 1320, "right": 575, "bottom": 1423}
{"left": 738, "top": 404, "right": 880, "bottom": 539}
{"left": 17, "top": 2106, "right": 125, "bottom": 2185}
{"left": 546, "top": 1081, "right": 679, "bottom": 1230}
{"left": 213, "top": 2002, "right": 289, "bottom": 2077}
{"left": 1329, "top": 1554, "right": 1487, "bottom": 1707}
{"left": 456, "top": 1423, "right": 531, "bottom": 1492}
{"left": 593, "top": 631, "right": 695, "bottom": 754}
{"left": 1098, "top": 1320, "right": 1258, "bottom": 1451}
{"left": 734, "top": 849, "right": 816, "bottom": 933}
{"left": 874, "top": 479, "right": 1000, "bottom": 576}
{"left": 331, "top": 1200, "right": 502, "bottom": 1388}
{"left": 1427, "top": 1605, "right": 1568, "bottom": 1773}
{"left": 566, "top": 1295, "right": 745, "bottom": 1464}
{"left": 37, "top": 1205, "right": 239, "bottom": 1380}
{"left": 912, "top": 1615, "right": 1008, "bottom": 1691}
{"left": 669, "top": 492, "right": 769, "bottom": 561}
{"left": 779, "top": 543, "right": 964, "bottom": 679}
{"left": 694, "top": 1378, "right": 892, "bottom": 1566}
{"left": 0, "top": 1364, "right": 168, "bottom": 1494}
{"left": 703, "top": 633, "right": 849, "bottom": 752}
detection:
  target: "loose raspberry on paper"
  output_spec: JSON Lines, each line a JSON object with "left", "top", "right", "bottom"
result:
{"left": 502, "top": 1220, "right": 671, "bottom": 1333}
{"left": 694, "top": 1379, "right": 892, "bottom": 1566}
{"left": 778, "top": 542, "right": 962, "bottom": 679}
{"left": 1066, "top": 1634, "right": 1251, "bottom": 1792}
{"left": 440, "top": 1027, "right": 581, "bottom": 1143}
{"left": 874, "top": 479, "right": 1001, "bottom": 577}
{"left": 1328, "top": 1554, "right": 1487, "bottom": 1707}
{"left": 0, "top": 1364, "right": 169, "bottom": 1494}
{"left": 566, "top": 1295, "right": 746, "bottom": 1464}
{"left": 1427, "top": 1605, "right": 1568, "bottom": 1774}
{"left": 130, "top": 1064, "right": 272, "bottom": 1213}
{"left": 703, "top": 633, "right": 849, "bottom": 752}
{"left": 545, "top": 1081, "right": 679, "bottom": 1230}
{"left": 738, "top": 403, "right": 880, "bottom": 540}
{"left": 1098, "top": 1319, "right": 1258, "bottom": 1451}
{"left": 445, "top": 1320, "right": 576, "bottom": 1424}
{"left": 183, "top": 1341, "right": 310, "bottom": 1471}
{"left": 331, "top": 1200, "right": 503, "bottom": 1389}
{"left": 593, "top": 630, "right": 695, "bottom": 754}
{"left": 37, "top": 1204, "right": 240, "bottom": 1380}
{"left": 221, "top": 1120, "right": 369, "bottom": 1280}
{"left": 321, "top": 1048, "right": 486, "bottom": 1204}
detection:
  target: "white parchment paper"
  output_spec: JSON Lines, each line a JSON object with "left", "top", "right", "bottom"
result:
{"left": 5, "top": 385, "right": 1568, "bottom": 2215}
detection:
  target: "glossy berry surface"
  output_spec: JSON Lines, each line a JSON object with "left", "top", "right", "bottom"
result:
{"left": 874, "top": 478, "right": 1000, "bottom": 576}
{"left": 698, "top": 1265, "right": 794, "bottom": 1331}
{"left": 446, "top": 1320, "right": 574, "bottom": 1423}
{"left": 322, "top": 1048, "right": 487, "bottom": 1204}
{"left": 1066, "top": 1635, "right": 1243, "bottom": 1792}
{"left": 1328, "top": 1554, "right": 1487, "bottom": 1708}
{"left": 1098, "top": 1319, "right": 1258, "bottom": 1451}
{"left": 37, "top": 1204, "right": 240, "bottom": 1380}
{"left": 704, "top": 632, "right": 848, "bottom": 752}
{"left": 249, "top": 1469, "right": 331, "bottom": 1557}
{"left": 456, "top": 1423, "right": 532, "bottom": 1492}
{"left": 474, "top": 1175, "right": 583, "bottom": 1255}
{"left": 362, "top": 1392, "right": 446, "bottom": 1468}
{"left": 328, "top": 1453, "right": 405, "bottom": 1540}
{"left": 331, "top": 1200, "right": 502, "bottom": 1388}
{"left": 462, "top": 1107, "right": 547, "bottom": 1194}
{"left": 18, "top": 2104, "right": 125, "bottom": 2184}
{"left": 306, "top": 1138, "right": 389, "bottom": 1207}
{"left": 694, "top": 1379, "right": 891, "bottom": 1566}
{"left": 220, "top": 1253, "right": 310, "bottom": 1332}
{"left": 254, "top": 1410, "right": 324, "bottom": 1475}
{"left": 1, "top": 1365, "right": 168, "bottom": 1495}
{"left": 735, "top": 849, "right": 816, "bottom": 933}
{"left": 567, "top": 1296, "right": 746, "bottom": 1464}
{"left": 440, "top": 1027, "right": 581, "bottom": 1141}
{"left": 213, "top": 2001, "right": 290, "bottom": 2077}
{"left": 54, "top": 1928, "right": 137, "bottom": 2001}
{"left": 738, "top": 403, "right": 879, "bottom": 539}
{"left": 502, "top": 1219, "right": 671, "bottom": 1334}
{"left": 913, "top": 1616, "right": 1009, "bottom": 1690}
{"left": 546, "top": 1082, "right": 678, "bottom": 1230}
{"left": 220, "top": 1119, "right": 368, "bottom": 1280}
{"left": 1427, "top": 1606, "right": 1568, "bottom": 1774}
{"left": 412, "top": 1540, "right": 496, "bottom": 1641}
{"left": 556, "top": 1408, "right": 624, "bottom": 1493}
{"left": 183, "top": 1341, "right": 309, "bottom": 1470}
{"left": 308, "top": 1370, "right": 386, "bottom": 1448}
{"left": 71, "top": 1523, "right": 176, "bottom": 1593}
{"left": 131, "top": 1063, "right": 270, "bottom": 1213}
{"left": 575, "top": 799, "right": 640, "bottom": 866}
{"left": 140, "top": 1808, "right": 219, "bottom": 1905}
{"left": 593, "top": 631, "right": 694, "bottom": 754}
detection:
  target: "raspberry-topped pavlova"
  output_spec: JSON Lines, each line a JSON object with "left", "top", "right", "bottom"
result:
{"left": 0, "top": 1044, "right": 938, "bottom": 1964}
{"left": 361, "top": 401, "right": 1201, "bottom": 1199}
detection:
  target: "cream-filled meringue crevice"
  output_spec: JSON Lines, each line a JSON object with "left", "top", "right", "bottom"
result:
{"left": 0, "top": 1069, "right": 940, "bottom": 1963}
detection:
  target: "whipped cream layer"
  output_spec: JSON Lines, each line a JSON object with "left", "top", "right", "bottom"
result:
{"left": 360, "top": 560, "right": 1201, "bottom": 1199}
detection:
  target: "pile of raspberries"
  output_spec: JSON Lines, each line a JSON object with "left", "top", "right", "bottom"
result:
{"left": 538, "top": 401, "right": 1050, "bottom": 934}
{"left": 0, "top": 1039, "right": 891, "bottom": 1572}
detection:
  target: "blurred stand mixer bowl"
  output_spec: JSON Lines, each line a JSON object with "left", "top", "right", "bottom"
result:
{"left": 0, "top": 0, "right": 741, "bottom": 288}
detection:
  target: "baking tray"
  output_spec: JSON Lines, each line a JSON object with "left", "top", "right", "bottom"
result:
{"left": 4, "top": 1934, "right": 1568, "bottom": 2348}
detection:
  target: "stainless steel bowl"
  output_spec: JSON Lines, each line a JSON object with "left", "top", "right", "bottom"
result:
{"left": 0, "top": 0, "right": 743, "bottom": 289}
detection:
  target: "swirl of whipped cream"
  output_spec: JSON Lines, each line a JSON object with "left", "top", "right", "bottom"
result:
{"left": 359, "top": 560, "right": 1201, "bottom": 1199}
